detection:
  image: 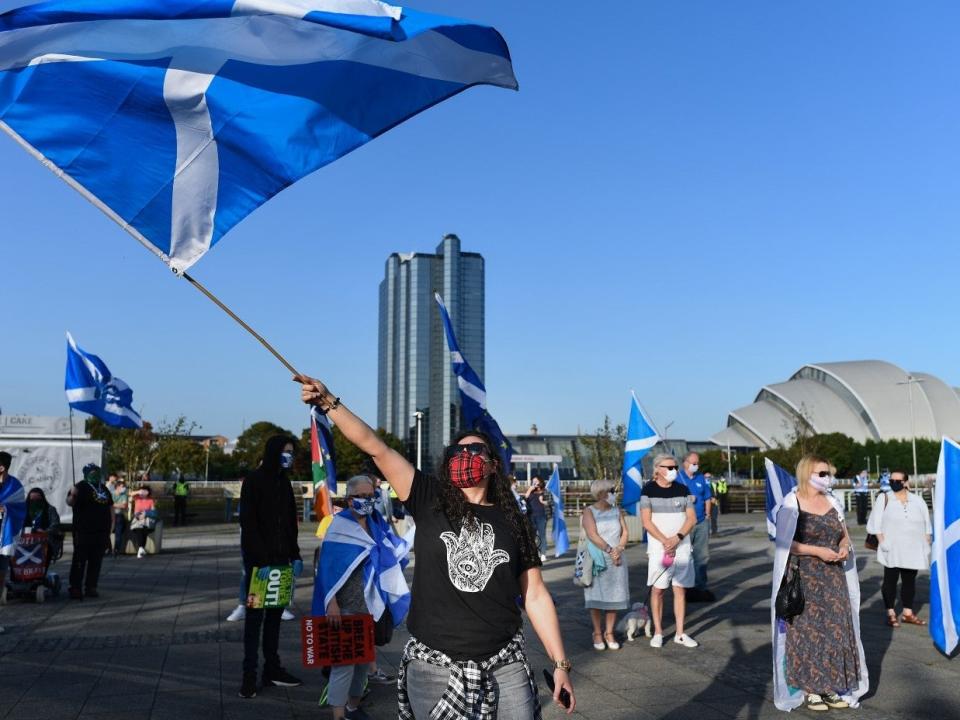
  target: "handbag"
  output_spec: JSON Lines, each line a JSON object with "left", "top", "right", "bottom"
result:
{"left": 775, "top": 556, "right": 805, "bottom": 624}
{"left": 572, "top": 518, "right": 593, "bottom": 588}
{"left": 373, "top": 607, "right": 393, "bottom": 646}
{"left": 864, "top": 493, "right": 888, "bottom": 551}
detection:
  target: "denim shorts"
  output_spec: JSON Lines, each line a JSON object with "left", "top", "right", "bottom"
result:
{"left": 405, "top": 658, "right": 535, "bottom": 719}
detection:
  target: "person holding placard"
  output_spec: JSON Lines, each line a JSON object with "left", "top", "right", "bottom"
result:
{"left": 238, "top": 435, "right": 304, "bottom": 699}
{"left": 299, "top": 376, "right": 576, "bottom": 718}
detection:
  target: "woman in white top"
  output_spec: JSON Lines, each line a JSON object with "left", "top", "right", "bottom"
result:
{"left": 866, "top": 469, "right": 932, "bottom": 628}
{"left": 580, "top": 479, "right": 629, "bottom": 651}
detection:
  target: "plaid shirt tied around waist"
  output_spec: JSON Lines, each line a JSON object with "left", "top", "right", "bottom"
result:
{"left": 397, "top": 630, "right": 542, "bottom": 720}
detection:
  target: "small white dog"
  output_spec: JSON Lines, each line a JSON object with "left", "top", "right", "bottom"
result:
{"left": 616, "top": 602, "right": 652, "bottom": 641}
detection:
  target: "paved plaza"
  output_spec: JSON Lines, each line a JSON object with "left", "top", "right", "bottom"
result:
{"left": 0, "top": 515, "right": 956, "bottom": 720}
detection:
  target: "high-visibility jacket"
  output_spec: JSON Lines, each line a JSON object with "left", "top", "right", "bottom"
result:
{"left": 174, "top": 480, "right": 190, "bottom": 497}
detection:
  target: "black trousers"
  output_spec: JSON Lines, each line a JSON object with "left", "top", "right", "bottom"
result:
{"left": 70, "top": 535, "right": 107, "bottom": 591}
{"left": 174, "top": 496, "right": 187, "bottom": 525}
{"left": 132, "top": 528, "right": 152, "bottom": 550}
{"left": 243, "top": 607, "right": 284, "bottom": 674}
{"left": 855, "top": 493, "right": 868, "bottom": 525}
{"left": 881, "top": 566, "right": 919, "bottom": 611}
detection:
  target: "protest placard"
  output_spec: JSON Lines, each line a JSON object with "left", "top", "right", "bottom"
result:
{"left": 301, "top": 615, "right": 375, "bottom": 667}
{"left": 246, "top": 565, "right": 294, "bottom": 609}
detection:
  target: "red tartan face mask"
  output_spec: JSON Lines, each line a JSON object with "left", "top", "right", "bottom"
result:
{"left": 448, "top": 452, "right": 489, "bottom": 488}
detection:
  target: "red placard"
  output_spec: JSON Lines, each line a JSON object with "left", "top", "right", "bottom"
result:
{"left": 301, "top": 615, "right": 375, "bottom": 668}
{"left": 12, "top": 530, "right": 48, "bottom": 581}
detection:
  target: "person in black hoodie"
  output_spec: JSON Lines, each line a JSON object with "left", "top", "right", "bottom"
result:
{"left": 238, "top": 434, "right": 304, "bottom": 699}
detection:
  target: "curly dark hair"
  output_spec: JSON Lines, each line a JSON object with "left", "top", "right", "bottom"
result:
{"left": 434, "top": 430, "right": 541, "bottom": 568}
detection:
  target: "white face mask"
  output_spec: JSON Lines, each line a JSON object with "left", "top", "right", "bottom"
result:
{"left": 606, "top": 492, "right": 616, "bottom": 506}
{"left": 809, "top": 473, "right": 834, "bottom": 493}
{"left": 687, "top": 464, "right": 699, "bottom": 474}
{"left": 664, "top": 469, "right": 678, "bottom": 483}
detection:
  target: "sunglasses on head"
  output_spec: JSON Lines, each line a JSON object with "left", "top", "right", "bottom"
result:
{"left": 814, "top": 470, "right": 831, "bottom": 477}
{"left": 445, "top": 442, "right": 490, "bottom": 461}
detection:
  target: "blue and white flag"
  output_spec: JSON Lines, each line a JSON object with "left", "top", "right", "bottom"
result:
{"left": 621, "top": 392, "right": 659, "bottom": 516}
{"left": 65, "top": 332, "right": 143, "bottom": 429}
{"left": 0, "top": 473, "right": 26, "bottom": 557}
{"left": 312, "top": 509, "right": 410, "bottom": 625}
{"left": 546, "top": 465, "right": 569, "bottom": 558}
{"left": 435, "top": 293, "right": 513, "bottom": 470}
{"left": 765, "top": 457, "right": 797, "bottom": 541}
{"left": 931, "top": 436, "right": 960, "bottom": 656}
{"left": 0, "top": 1, "right": 517, "bottom": 273}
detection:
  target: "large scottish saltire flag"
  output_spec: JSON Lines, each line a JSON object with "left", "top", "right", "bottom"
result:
{"left": 65, "top": 332, "right": 143, "bottom": 428}
{"left": 0, "top": 473, "right": 26, "bottom": 557}
{"left": 312, "top": 510, "right": 410, "bottom": 624}
{"left": 310, "top": 407, "right": 337, "bottom": 518}
{"left": 621, "top": 392, "right": 659, "bottom": 516}
{"left": 0, "top": 0, "right": 517, "bottom": 273}
{"left": 434, "top": 293, "right": 513, "bottom": 470}
{"left": 931, "top": 436, "right": 960, "bottom": 656}
{"left": 765, "top": 457, "right": 797, "bottom": 541}
{"left": 546, "top": 465, "right": 569, "bottom": 557}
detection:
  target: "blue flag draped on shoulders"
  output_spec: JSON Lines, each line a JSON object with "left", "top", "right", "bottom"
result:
{"left": 313, "top": 509, "right": 410, "bottom": 625}
{"left": 65, "top": 332, "right": 143, "bottom": 429}
{"left": 435, "top": 293, "right": 513, "bottom": 470}
{"left": 621, "top": 392, "right": 659, "bottom": 516}
{"left": 0, "top": 0, "right": 517, "bottom": 273}
{"left": 765, "top": 458, "right": 797, "bottom": 541}
{"left": 546, "top": 466, "right": 569, "bottom": 558}
{"left": 931, "top": 436, "right": 960, "bottom": 656}
{"left": 0, "top": 473, "right": 27, "bottom": 557}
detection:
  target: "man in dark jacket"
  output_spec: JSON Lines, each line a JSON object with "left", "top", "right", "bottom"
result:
{"left": 66, "top": 463, "right": 112, "bottom": 599}
{"left": 239, "top": 435, "right": 304, "bottom": 699}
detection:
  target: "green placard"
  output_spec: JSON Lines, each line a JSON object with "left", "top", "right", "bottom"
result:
{"left": 247, "top": 565, "right": 294, "bottom": 609}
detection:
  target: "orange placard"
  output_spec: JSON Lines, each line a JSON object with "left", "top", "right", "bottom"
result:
{"left": 301, "top": 615, "right": 375, "bottom": 668}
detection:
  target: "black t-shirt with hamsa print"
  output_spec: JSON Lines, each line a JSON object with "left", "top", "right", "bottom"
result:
{"left": 404, "top": 470, "right": 541, "bottom": 661}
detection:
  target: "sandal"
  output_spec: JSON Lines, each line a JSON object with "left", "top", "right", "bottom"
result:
{"left": 592, "top": 632, "right": 606, "bottom": 651}
{"left": 604, "top": 632, "right": 620, "bottom": 650}
{"left": 901, "top": 614, "right": 927, "bottom": 626}
{"left": 886, "top": 615, "right": 900, "bottom": 627}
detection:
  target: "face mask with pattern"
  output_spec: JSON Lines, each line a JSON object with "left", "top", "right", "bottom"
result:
{"left": 448, "top": 453, "right": 489, "bottom": 488}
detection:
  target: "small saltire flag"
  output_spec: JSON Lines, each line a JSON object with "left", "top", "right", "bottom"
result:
{"left": 0, "top": 0, "right": 517, "bottom": 273}
{"left": 310, "top": 407, "right": 337, "bottom": 519}
{"left": 765, "top": 458, "right": 797, "bottom": 541}
{"left": 931, "top": 436, "right": 960, "bottom": 656}
{"left": 0, "top": 472, "right": 26, "bottom": 557}
{"left": 621, "top": 392, "right": 659, "bottom": 516}
{"left": 435, "top": 293, "right": 513, "bottom": 470}
{"left": 546, "top": 465, "right": 570, "bottom": 558}
{"left": 65, "top": 332, "right": 142, "bottom": 429}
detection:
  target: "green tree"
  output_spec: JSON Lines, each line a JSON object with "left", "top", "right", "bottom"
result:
{"left": 578, "top": 416, "right": 626, "bottom": 481}
{"left": 232, "top": 421, "right": 295, "bottom": 473}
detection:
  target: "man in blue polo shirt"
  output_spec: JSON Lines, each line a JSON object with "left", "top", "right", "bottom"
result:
{"left": 679, "top": 452, "right": 714, "bottom": 602}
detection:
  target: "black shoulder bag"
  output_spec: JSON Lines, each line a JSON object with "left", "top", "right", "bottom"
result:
{"left": 775, "top": 556, "right": 805, "bottom": 624}
{"left": 373, "top": 607, "right": 394, "bottom": 646}
{"left": 864, "top": 493, "right": 888, "bottom": 551}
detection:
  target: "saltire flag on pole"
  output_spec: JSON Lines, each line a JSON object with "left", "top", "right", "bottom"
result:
{"left": 65, "top": 332, "right": 143, "bottom": 429}
{"left": 621, "top": 391, "right": 659, "bottom": 516}
{"left": 434, "top": 293, "right": 513, "bottom": 470}
{"left": 546, "top": 465, "right": 569, "bottom": 557}
{"left": 310, "top": 407, "right": 337, "bottom": 519}
{"left": 931, "top": 436, "right": 960, "bottom": 656}
{"left": 0, "top": 472, "right": 26, "bottom": 557}
{"left": 764, "top": 457, "right": 797, "bottom": 541}
{"left": 0, "top": 0, "right": 517, "bottom": 273}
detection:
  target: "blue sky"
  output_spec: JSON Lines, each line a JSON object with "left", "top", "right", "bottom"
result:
{"left": 1, "top": 0, "right": 958, "bottom": 446}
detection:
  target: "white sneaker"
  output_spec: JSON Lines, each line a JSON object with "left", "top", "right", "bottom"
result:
{"left": 137, "top": 547, "right": 146, "bottom": 558}
{"left": 226, "top": 604, "right": 247, "bottom": 622}
{"left": 650, "top": 634, "right": 663, "bottom": 648}
{"left": 540, "top": 554, "right": 547, "bottom": 562}
{"left": 674, "top": 633, "right": 699, "bottom": 648}
{"left": 281, "top": 608, "right": 295, "bottom": 621}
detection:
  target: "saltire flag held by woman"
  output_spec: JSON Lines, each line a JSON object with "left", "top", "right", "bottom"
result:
{"left": 621, "top": 392, "right": 659, "bottom": 515}
{"left": 434, "top": 293, "right": 513, "bottom": 470}
{"left": 546, "top": 465, "right": 569, "bottom": 557}
{"left": 0, "top": 0, "right": 517, "bottom": 273}
{"left": 65, "top": 332, "right": 143, "bottom": 429}
{"left": 310, "top": 408, "right": 337, "bottom": 519}
{"left": 764, "top": 458, "right": 797, "bottom": 541}
{"left": 312, "top": 509, "right": 410, "bottom": 626}
{"left": 931, "top": 436, "right": 960, "bottom": 656}
{"left": 0, "top": 473, "right": 26, "bottom": 558}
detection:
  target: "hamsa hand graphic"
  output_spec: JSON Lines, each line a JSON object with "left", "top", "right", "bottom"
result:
{"left": 440, "top": 521, "right": 510, "bottom": 592}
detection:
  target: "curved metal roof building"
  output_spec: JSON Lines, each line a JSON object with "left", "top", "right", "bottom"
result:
{"left": 711, "top": 360, "right": 960, "bottom": 449}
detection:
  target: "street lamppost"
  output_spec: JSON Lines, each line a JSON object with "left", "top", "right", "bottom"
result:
{"left": 204, "top": 442, "right": 210, "bottom": 483}
{"left": 414, "top": 411, "right": 424, "bottom": 470}
{"left": 864, "top": 456, "right": 871, "bottom": 478}
{"left": 896, "top": 375, "right": 924, "bottom": 478}
{"left": 663, "top": 421, "right": 674, "bottom": 455}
